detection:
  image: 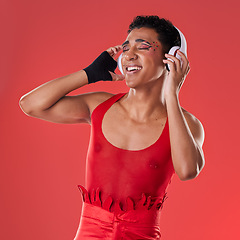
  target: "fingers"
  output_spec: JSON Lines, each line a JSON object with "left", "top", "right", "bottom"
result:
{"left": 109, "top": 71, "right": 125, "bottom": 81}
{"left": 163, "top": 50, "right": 190, "bottom": 75}
{"left": 164, "top": 54, "right": 180, "bottom": 72}
{"left": 106, "top": 45, "right": 123, "bottom": 58}
{"left": 176, "top": 50, "right": 190, "bottom": 75}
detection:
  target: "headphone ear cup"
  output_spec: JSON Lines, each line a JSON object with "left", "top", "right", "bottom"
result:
{"left": 117, "top": 53, "right": 124, "bottom": 74}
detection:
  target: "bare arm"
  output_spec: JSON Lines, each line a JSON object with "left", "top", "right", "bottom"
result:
{"left": 163, "top": 50, "right": 205, "bottom": 180}
{"left": 166, "top": 96, "right": 205, "bottom": 181}
{"left": 19, "top": 70, "right": 93, "bottom": 124}
{"left": 19, "top": 45, "right": 124, "bottom": 124}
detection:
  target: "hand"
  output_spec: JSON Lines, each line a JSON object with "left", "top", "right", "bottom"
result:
{"left": 83, "top": 46, "right": 125, "bottom": 83}
{"left": 163, "top": 50, "right": 190, "bottom": 99}
{"left": 106, "top": 45, "right": 125, "bottom": 81}
{"left": 106, "top": 45, "right": 123, "bottom": 59}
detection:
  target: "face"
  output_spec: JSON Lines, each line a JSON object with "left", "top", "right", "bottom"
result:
{"left": 121, "top": 27, "right": 166, "bottom": 88}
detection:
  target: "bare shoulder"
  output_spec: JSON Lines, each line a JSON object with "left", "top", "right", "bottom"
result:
{"left": 81, "top": 91, "right": 114, "bottom": 115}
{"left": 181, "top": 107, "right": 205, "bottom": 147}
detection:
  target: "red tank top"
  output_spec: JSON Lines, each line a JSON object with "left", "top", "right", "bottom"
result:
{"left": 78, "top": 92, "right": 175, "bottom": 213}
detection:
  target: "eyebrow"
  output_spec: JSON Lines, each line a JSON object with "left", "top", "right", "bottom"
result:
{"left": 122, "top": 39, "right": 152, "bottom": 46}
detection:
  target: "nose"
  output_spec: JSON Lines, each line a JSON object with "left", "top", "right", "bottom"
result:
{"left": 124, "top": 48, "right": 138, "bottom": 61}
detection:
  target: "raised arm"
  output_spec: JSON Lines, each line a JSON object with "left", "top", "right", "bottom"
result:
{"left": 163, "top": 50, "right": 205, "bottom": 180}
{"left": 19, "top": 45, "right": 124, "bottom": 124}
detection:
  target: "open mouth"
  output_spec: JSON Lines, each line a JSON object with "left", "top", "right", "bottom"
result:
{"left": 126, "top": 66, "right": 142, "bottom": 74}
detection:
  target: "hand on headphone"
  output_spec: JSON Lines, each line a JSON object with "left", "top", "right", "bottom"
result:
{"left": 106, "top": 45, "right": 122, "bottom": 58}
{"left": 163, "top": 50, "right": 190, "bottom": 99}
{"left": 106, "top": 45, "right": 125, "bottom": 81}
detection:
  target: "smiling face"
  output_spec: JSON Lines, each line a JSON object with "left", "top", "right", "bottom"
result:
{"left": 121, "top": 27, "right": 167, "bottom": 88}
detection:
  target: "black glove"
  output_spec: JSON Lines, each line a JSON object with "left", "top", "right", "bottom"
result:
{"left": 83, "top": 51, "right": 117, "bottom": 84}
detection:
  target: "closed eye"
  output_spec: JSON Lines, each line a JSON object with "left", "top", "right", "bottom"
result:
{"left": 123, "top": 46, "right": 151, "bottom": 52}
{"left": 139, "top": 46, "right": 151, "bottom": 50}
{"left": 139, "top": 43, "right": 152, "bottom": 49}
{"left": 122, "top": 44, "right": 152, "bottom": 52}
{"left": 122, "top": 46, "right": 129, "bottom": 52}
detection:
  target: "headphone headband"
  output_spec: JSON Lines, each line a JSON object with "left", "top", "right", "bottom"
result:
{"left": 174, "top": 26, "right": 187, "bottom": 57}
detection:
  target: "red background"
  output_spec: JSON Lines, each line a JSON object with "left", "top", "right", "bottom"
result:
{"left": 1, "top": 0, "right": 240, "bottom": 239}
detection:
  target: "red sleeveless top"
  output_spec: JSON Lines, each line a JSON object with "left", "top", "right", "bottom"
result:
{"left": 78, "top": 93, "right": 175, "bottom": 213}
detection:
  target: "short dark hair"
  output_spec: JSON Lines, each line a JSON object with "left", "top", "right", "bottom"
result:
{"left": 127, "top": 15, "right": 181, "bottom": 54}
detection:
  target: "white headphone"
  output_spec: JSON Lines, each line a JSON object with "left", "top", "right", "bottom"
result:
{"left": 117, "top": 26, "right": 187, "bottom": 74}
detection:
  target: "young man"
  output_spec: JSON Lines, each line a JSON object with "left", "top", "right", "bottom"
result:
{"left": 19, "top": 16, "right": 205, "bottom": 239}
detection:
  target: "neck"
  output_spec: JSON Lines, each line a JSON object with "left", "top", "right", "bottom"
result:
{"left": 122, "top": 76, "right": 168, "bottom": 122}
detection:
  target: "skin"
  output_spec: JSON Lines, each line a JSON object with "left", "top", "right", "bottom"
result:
{"left": 19, "top": 27, "right": 205, "bottom": 181}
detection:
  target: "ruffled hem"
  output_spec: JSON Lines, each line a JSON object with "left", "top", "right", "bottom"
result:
{"left": 77, "top": 185, "right": 168, "bottom": 215}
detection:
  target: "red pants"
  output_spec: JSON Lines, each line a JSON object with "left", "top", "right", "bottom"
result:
{"left": 74, "top": 202, "right": 162, "bottom": 239}
{"left": 74, "top": 186, "right": 167, "bottom": 239}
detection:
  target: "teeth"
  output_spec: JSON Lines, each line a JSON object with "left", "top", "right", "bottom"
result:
{"left": 127, "top": 66, "right": 142, "bottom": 71}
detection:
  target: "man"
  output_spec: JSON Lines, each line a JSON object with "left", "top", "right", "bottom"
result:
{"left": 19, "top": 15, "right": 205, "bottom": 239}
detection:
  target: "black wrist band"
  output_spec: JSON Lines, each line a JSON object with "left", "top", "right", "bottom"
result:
{"left": 83, "top": 51, "right": 117, "bottom": 84}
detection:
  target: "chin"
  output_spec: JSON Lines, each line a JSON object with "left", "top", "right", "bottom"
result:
{"left": 125, "top": 76, "right": 139, "bottom": 88}
{"left": 125, "top": 81, "right": 136, "bottom": 89}
{"left": 125, "top": 79, "right": 146, "bottom": 90}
